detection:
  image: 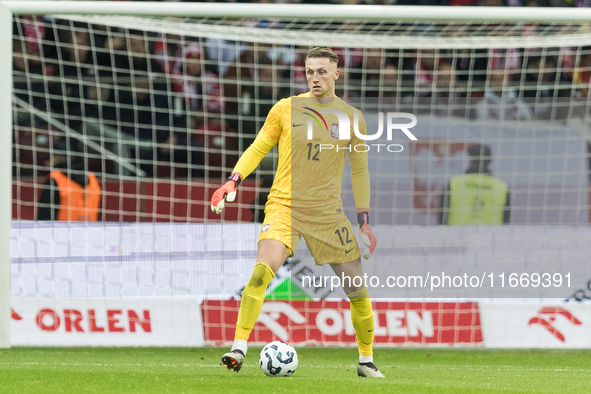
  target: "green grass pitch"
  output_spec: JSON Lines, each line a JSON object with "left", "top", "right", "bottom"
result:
{"left": 1, "top": 347, "right": 590, "bottom": 393}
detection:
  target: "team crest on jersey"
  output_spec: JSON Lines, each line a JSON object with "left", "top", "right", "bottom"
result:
{"left": 330, "top": 123, "right": 339, "bottom": 139}
{"left": 261, "top": 223, "right": 271, "bottom": 233}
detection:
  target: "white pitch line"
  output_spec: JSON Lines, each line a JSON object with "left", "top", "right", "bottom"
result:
{"left": 0, "top": 362, "right": 589, "bottom": 373}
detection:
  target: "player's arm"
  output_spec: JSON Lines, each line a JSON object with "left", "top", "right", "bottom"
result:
{"left": 210, "top": 101, "right": 283, "bottom": 214}
{"left": 348, "top": 111, "right": 376, "bottom": 259}
{"left": 210, "top": 134, "right": 275, "bottom": 213}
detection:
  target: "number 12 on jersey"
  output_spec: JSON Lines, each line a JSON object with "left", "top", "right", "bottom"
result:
{"left": 306, "top": 143, "right": 320, "bottom": 161}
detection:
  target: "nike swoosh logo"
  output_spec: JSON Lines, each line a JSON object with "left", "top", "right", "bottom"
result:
{"left": 292, "top": 123, "right": 304, "bottom": 127}
{"left": 345, "top": 248, "right": 354, "bottom": 254}
{"left": 368, "top": 329, "right": 374, "bottom": 332}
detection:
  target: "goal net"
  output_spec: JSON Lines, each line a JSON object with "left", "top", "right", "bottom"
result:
{"left": 7, "top": 5, "right": 591, "bottom": 348}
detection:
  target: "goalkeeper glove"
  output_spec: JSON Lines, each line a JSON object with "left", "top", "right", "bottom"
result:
{"left": 211, "top": 173, "right": 242, "bottom": 214}
{"left": 357, "top": 210, "right": 377, "bottom": 260}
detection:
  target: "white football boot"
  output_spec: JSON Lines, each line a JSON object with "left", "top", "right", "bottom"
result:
{"left": 357, "top": 362, "right": 385, "bottom": 378}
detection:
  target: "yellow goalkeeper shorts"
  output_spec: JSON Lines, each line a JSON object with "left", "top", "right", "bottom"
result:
{"left": 258, "top": 202, "right": 361, "bottom": 265}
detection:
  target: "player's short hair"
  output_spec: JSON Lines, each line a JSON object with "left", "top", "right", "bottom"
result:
{"left": 306, "top": 47, "right": 339, "bottom": 65}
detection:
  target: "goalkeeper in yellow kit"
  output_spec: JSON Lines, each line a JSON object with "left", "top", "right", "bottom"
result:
{"left": 210, "top": 47, "right": 383, "bottom": 378}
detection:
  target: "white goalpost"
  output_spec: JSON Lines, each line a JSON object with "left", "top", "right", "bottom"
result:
{"left": 0, "top": 2, "right": 13, "bottom": 349}
{"left": 3, "top": 1, "right": 591, "bottom": 349}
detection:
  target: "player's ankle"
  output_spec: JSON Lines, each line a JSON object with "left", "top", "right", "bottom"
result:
{"left": 359, "top": 362, "right": 379, "bottom": 372}
{"left": 359, "top": 354, "right": 373, "bottom": 364}
{"left": 232, "top": 339, "right": 248, "bottom": 356}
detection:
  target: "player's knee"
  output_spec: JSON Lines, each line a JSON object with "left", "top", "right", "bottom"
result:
{"left": 347, "top": 287, "right": 370, "bottom": 299}
{"left": 247, "top": 262, "right": 274, "bottom": 288}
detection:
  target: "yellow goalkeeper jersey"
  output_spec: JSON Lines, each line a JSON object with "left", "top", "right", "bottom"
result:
{"left": 259, "top": 93, "right": 369, "bottom": 221}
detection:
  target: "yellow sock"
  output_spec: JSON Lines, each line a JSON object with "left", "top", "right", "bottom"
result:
{"left": 348, "top": 287, "right": 373, "bottom": 357}
{"left": 235, "top": 262, "right": 275, "bottom": 341}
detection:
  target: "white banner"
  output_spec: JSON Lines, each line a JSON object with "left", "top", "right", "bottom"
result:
{"left": 480, "top": 302, "right": 591, "bottom": 348}
{"left": 10, "top": 223, "right": 591, "bottom": 299}
{"left": 10, "top": 298, "right": 204, "bottom": 347}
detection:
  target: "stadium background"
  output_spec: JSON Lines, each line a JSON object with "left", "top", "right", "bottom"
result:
{"left": 5, "top": 0, "right": 591, "bottom": 352}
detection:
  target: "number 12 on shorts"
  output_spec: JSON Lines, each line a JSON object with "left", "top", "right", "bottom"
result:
{"left": 335, "top": 227, "right": 352, "bottom": 245}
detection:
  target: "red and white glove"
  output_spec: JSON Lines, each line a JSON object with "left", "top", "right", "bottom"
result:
{"left": 211, "top": 173, "right": 241, "bottom": 214}
{"left": 357, "top": 210, "right": 377, "bottom": 260}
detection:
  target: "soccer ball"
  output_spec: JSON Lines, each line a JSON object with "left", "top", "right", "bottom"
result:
{"left": 259, "top": 341, "right": 298, "bottom": 377}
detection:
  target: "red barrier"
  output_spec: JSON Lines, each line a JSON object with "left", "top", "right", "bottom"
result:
{"left": 202, "top": 299, "right": 483, "bottom": 346}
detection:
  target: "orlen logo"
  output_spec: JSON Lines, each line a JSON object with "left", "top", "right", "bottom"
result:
{"left": 528, "top": 306, "right": 582, "bottom": 342}
{"left": 34, "top": 308, "right": 152, "bottom": 333}
{"left": 257, "top": 303, "right": 305, "bottom": 341}
{"left": 256, "top": 303, "right": 434, "bottom": 339}
{"left": 317, "top": 309, "right": 434, "bottom": 338}
{"left": 11, "top": 308, "right": 22, "bottom": 321}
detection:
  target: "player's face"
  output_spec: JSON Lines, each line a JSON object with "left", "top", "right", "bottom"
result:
{"left": 305, "top": 57, "right": 340, "bottom": 98}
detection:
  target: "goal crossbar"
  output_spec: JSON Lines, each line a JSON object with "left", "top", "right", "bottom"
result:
{"left": 54, "top": 13, "right": 591, "bottom": 50}
{"left": 3, "top": 1, "right": 591, "bottom": 23}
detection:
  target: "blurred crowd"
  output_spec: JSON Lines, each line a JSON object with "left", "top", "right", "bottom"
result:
{"left": 11, "top": 12, "right": 591, "bottom": 179}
